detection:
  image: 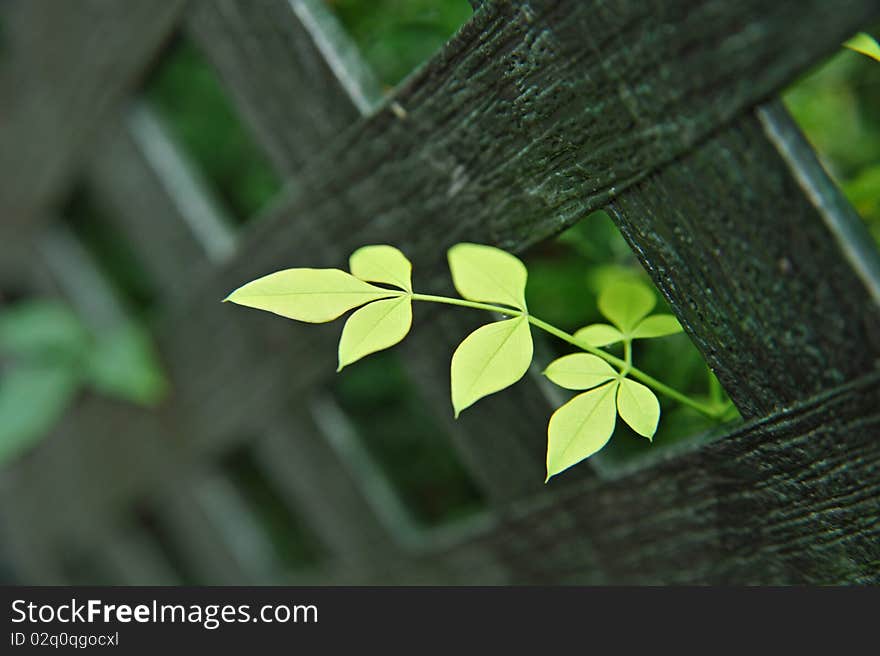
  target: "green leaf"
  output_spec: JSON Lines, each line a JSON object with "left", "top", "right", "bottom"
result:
{"left": 349, "top": 244, "right": 412, "bottom": 292}
{"left": 598, "top": 280, "right": 656, "bottom": 332}
{"left": 450, "top": 315, "right": 532, "bottom": 417}
{"left": 447, "top": 243, "right": 528, "bottom": 310}
{"left": 543, "top": 353, "right": 617, "bottom": 390}
{"left": 573, "top": 323, "right": 623, "bottom": 347}
{"left": 631, "top": 314, "right": 683, "bottom": 340}
{"left": 546, "top": 382, "right": 618, "bottom": 481}
{"left": 0, "top": 364, "right": 79, "bottom": 465}
{"left": 844, "top": 32, "right": 880, "bottom": 62}
{"left": 338, "top": 296, "right": 412, "bottom": 371}
{"left": 85, "top": 321, "right": 168, "bottom": 406}
{"left": 616, "top": 378, "right": 660, "bottom": 439}
{"left": 0, "top": 300, "right": 89, "bottom": 363}
{"left": 225, "top": 268, "right": 400, "bottom": 323}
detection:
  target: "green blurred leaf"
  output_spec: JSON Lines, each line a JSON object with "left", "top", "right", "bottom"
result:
{"left": 844, "top": 32, "right": 880, "bottom": 62}
{"left": 0, "top": 364, "right": 79, "bottom": 464}
{"left": 631, "top": 314, "right": 683, "bottom": 340}
{"left": 574, "top": 323, "right": 624, "bottom": 347}
{"left": 0, "top": 301, "right": 89, "bottom": 363}
{"left": 598, "top": 280, "right": 656, "bottom": 332}
{"left": 450, "top": 316, "right": 532, "bottom": 417}
{"left": 85, "top": 322, "right": 168, "bottom": 405}
{"left": 338, "top": 296, "right": 412, "bottom": 371}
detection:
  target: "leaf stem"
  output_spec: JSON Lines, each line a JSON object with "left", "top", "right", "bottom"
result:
{"left": 412, "top": 293, "right": 724, "bottom": 419}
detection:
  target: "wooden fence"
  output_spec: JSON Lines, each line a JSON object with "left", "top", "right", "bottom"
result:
{"left": 1, "top": 0, "right": 878, "bottom": 584}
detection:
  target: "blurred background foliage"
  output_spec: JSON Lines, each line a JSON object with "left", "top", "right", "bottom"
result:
{"left": 1, "top": 3, "right": 878, "bottom": 486}
{"left": 784, "top": 32, "right": 880, "bottom": 242}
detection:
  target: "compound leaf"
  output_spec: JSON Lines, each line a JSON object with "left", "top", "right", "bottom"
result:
{"left": 546, "top": 382, "right": 618, "bottom": 481}
{"left": 349, "top": 244, "right": 412, "bottom": 292}
{"left": 448, "top": 243, "right": 528, "bottom": 310}
{"left": 574, "top": 323, "right": 623, "bottom": 347}
{"left": 225, "top": 268, "right": 400, "bottom": 323}
{"left": 844, "top": 32, "right": 880, "bottom": 62}
{"left": 616, "top": 378, "right": 660, "bottom": 439}
{"left": 544, "top": 353, "right": 617, "bottom": 390}
{"left": 598, "top": 280, "right": 656, "bottom": 332}
{"left": 450, "top": 315, "right": 532, "bottom": 417}
{"left": 631, "top": 314, "right": 683, "bottom": 340}
{"left": 338, "top": 296, "right": 412, "bottom": 371}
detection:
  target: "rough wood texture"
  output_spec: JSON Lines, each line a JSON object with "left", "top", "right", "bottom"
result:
{"left": 0, "top": 0, "right": 185, "bottom": 236}
{"left": 87, "top": 110, "right": 235, "bottom": 300}
{"left": 451, "top": 371, "right": 880, "bottom": 584}
{"left": 608, "top": 107, "right": 880, "bottom": 417}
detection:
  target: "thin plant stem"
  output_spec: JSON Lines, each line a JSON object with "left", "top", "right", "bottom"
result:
{"left": 411, "top": 293, "right": 723, "bottom": 419}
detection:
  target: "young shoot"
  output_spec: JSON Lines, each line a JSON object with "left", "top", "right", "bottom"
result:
{"left": 225, "top": 244, "right": 732, "bottom": 481}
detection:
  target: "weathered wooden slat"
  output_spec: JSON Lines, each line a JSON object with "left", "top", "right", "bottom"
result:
{"left": 0, "top": 0, "right": 185, "bottom": 235}
{"left": 98, "top": 529, "right": 182, "bottom": 586}
{"left": 86, "top": 109, "right": 235, "bottom": 297}
{"left": 380, "top": 372, "right": 880, "bottom": 584}
{"left": 157, "top": 486, "right": 257, "bottom": 585}
{"left": 251, "top": 413, "right": 398, "bottom": 566}
{"left": 607, "top": 106, "right": 880, "bottom": 417}
{"left": 186, "top": 0, "right": 382, "bottom": 177}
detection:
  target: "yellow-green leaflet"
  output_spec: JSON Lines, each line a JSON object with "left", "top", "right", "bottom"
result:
{"left": 546, "top": 382, "right": 617, "bottom": 481}
{"left": 543, "top": 353, "right": 617, "bottom": 390}
{"left": 450, "top": 315, "right": 532, "bottom": 417}
{"left": 447, "top": 243, "right": 528, "bottom": 310}
{"left": 616, "top": 378, "right": 660, "bottom": 439}
{"left": 598, "top": 280, "right": 656, "bottom": 332}
{"left": 224, "top": 268, "right": 400, "bottom": 323}
{"left": 338, "top": 296, "right": 412, "bottom": 371}
{"left": 844, "top": 32, "right": 880, "bottom": 62}
{"left": 630, "top": 314, "right": 683, "bottom": 339}
{"left": 349, "top": 245, "right": 412, "bottom": 292}
{"left": 573, "top": 323, "right": 623, "bottom": 347}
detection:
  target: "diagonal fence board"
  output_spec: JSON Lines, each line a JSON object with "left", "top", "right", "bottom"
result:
{"left": 0, "top": 0, "right": 186, "bottom": 234}
{"left": 85, "top": 113, "right": 224, "bottom": 302}
{"left": 607, "top": 107, "right": 880, "bottom": 418}
{"left": 392, "top": 372, "right": 880, "bottom": 584}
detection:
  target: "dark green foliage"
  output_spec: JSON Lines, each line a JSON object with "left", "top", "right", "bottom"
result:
{"left": 785, "top": 30, "right": 880, "bottom": 242}
{"left": 333, "top": 352, "right": 484, "bottom": 526}
{"left": 222, "top": 446, "right": 324, "bottom": 570}
{"left": 328, "top": 0, "right": 472, "bottom": 88}
{"left": 145, "top": 37, "right": 281, "bottom": 223}
{"left": 525, "top": 211, "right": 731, "bottom": 461}
{"left": 64, "top": 186, "right": 157, "bottom": 315}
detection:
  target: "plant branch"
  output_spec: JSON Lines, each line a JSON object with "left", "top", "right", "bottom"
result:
{"left": 412, "top": 293, "right": 724, "bottom": 419}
